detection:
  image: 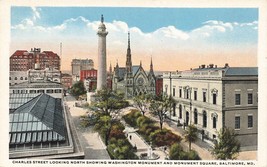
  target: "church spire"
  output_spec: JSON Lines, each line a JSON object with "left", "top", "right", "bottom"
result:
{"left": 150, "top": 56, "right": 154, "bottom": 73}
{"left": 126, "top": 31, "right": 132, "bottom": 73}
{"left": 128, "top": 31, "right": 130, "bottom": 49}
{"left": 109, "top": 62, "right": 112, "bottom": 74}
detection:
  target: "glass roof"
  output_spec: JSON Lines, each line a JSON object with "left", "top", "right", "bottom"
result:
{"left": 9, "top": 93, "right": 40, "bottom": 110}
{"left": 9, "top": 93, "right": 66, "bottom": 145}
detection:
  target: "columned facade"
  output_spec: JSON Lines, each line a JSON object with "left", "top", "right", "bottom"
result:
{"left": 163, "top": 65, "right": 258, "bottom": 150}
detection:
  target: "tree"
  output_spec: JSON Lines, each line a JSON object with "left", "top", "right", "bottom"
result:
{"left": 94, "top": 115, "right": 112, "bottom": 145}
{"left": 92, "top": 87, "right": 129, "bottom": 115}
{"left": 169, "top": 143, "right": 183, "bottom": 160}
{"left": 169, "top": 143, "right": 200, "bottom": 160}
{"left": 133, "top": 94, "right": 150, "bottom": 115}
{"left": 149, "top": 94, "right": 174, "bottom": 130}
{"left": 184, "top": 124, "right": 198, "bottom": 151}
{"left": 70, "top": 80, "right": 86, "bottom": 99}
{"left": 92, "top": 87, "right": 129, "bottom": 145}
{"left": 211, "top": 127, "right": 241, "bottom": 160}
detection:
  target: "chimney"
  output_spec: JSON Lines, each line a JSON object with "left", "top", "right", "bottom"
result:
{"left": 215, "top": 65, "right": 217, "bottom": 68}
{"left": 201, "top": 64, "right": 205, "bottom": 69}
{"left": 224, "top": 63, "right": 229, "bottom": 68}
{"left": 209, "top": 64, "right": 214, "bottom": 68}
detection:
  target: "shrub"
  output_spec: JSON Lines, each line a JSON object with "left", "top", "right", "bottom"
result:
{"left": 149, "top": 128, "right": 182, "bottom": 147}
{"left": 169, "top": 143, "right": 183, "bottom": 160}
{"left": 186, "top": 150, "right": 201, "bottom": 160}
{"left": 136, "top": 116, "right": 152, "bottom": 127}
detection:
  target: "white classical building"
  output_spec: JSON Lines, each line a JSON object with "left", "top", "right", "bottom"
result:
{"left": 163, "top": 64, "right": 258, "bottom": 150}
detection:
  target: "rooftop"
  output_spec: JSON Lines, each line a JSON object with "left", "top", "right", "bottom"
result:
{"left": 9, "top": 93, "right": 66, "bottom": 145}
{"left": 10, "top": 81, "right": 62, "bottom": 89}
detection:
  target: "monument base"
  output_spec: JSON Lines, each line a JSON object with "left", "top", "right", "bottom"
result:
{"left": 87, "top": 92, "right": 96, "bottom": 104}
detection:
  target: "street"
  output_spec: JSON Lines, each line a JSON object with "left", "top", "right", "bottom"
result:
{"left": 64, "top": 95, "right": 110, "bottom": 159}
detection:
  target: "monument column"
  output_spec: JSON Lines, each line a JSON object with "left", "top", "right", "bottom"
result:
{"left": 97, "top": 15, "right": 108, "bottom": 90}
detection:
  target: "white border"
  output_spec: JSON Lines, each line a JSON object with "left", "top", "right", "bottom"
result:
{"left": 1, "top": 0, "right": 266, "bottom": 167}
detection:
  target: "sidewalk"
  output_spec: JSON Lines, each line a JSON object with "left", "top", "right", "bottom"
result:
{"left": 147, "top": 112, "right": 256, "bottom": 160}
{"left": 146, "top": 112, "right": 215, "bottom": 160}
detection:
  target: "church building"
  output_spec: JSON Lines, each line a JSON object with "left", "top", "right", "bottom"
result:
{"left": 112, "top": 32, "right": 156, "bottom": 98}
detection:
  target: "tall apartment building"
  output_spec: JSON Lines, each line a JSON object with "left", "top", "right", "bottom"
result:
{"left": 10, "top": 48, "right": 60, "bottom": 71}
{"left": 71, "top": 59, "right": 94, "bottom": 76}
{"left": 163, "top": 64, "right": 258, "bottom": 150}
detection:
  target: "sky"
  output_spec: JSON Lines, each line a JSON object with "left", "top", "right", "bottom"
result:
{"left": 10, "top": 7, "right": 258, "bottom": 71}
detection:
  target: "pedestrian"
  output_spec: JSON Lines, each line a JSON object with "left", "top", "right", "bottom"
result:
{"left": 129, "top": 135, "right": 132, "bottom": 140}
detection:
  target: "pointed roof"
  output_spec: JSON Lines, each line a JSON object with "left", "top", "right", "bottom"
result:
{"left": 10, "top": 93, "right": 66, "bottom": 144}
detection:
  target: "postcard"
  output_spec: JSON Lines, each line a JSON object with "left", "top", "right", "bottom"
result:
{"left": 1, "top": 0, "right": 267, "bottom": 167}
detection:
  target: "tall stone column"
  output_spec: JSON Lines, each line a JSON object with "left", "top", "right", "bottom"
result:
{"left": 97, "top": 15, "right": 108, "bottom": 90}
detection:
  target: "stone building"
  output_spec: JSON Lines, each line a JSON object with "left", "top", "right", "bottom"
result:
{"left": 71, "top": 59, "right": 94, "bottom": 76}
{"left": 10, "top": 48, "right": 60, "bottom": 71}
{"left": 112, "top": 32, "right": 156, "bottom": 98}
{"left": 163, "top": 64, "right": 258, "bottom": 150}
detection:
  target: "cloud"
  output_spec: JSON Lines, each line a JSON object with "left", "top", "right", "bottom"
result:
{"left": 31, "top": 7, "right": 41, "bottom": 21}
{"left": 10, "top": 17, "right": 258, "bottom": 71}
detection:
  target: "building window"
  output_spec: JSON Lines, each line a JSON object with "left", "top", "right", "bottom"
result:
{"left": 179, "top": 88, "right": 182, "bottom": 98}
{"left": 203, "top": 111, "right": 207, "bottom": 128}
{"left": 9, "top": 77, "right": 11, "bottom": 80}
{"left": 235, "top": 94, "right": 241, "bottom": 105}
{"left": 55, "top": 89, "right": 62, "bottom": 93}
{"left": 248, "top": 115, "right": 253, "bottom": 128}
{"left": 29, "top": 90, "right": 36, "bottom": 93}
{"left": 235, "top": 116, "right": 240, "bottom": 129}
{"left": 213, "top": 93, "right": 217, "bottom": 105}
{"left": 213, "top": 117, "right": 217, "bottom": 129}
{"left": 186, "top": 89, "right": 189, "bottom": 99}
{"left": 173, "top": 88, "right": 175, "bottom": 97}
{"left": 20, "top": 77, "right": 23, "bottom": 80}
{"left": 248, "top": 93, "right": 253, "bottom": 104}
{"left": 46, "top": 89, "right": 54, "bottom": 93}
{"left": 203, "top": 92, "right": 207, "bottom": 102}
{"left": 194, "top": 90, "right": 197, "bottom": 101}
{"left": 37, "top": 90, "right": 45, "bottom": 93}
{"left": 179, "top": 105, "right": 182, "bottom": 119}
{"left": 15, "top": 77, "right": 17, "bottom": 80}
{"left": 194, "top": 109, "right": 198, "bottom": 124}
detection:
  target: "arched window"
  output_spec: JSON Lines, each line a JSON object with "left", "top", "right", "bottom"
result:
{"left": 20, "top": 77, "right": 23, "bottom": 80}
{"left": 179, "top": 105, "right": 182, "bottom": 119}
{"left": 194, "top": 109, "right": 198, "bottom": 124}
{"left": 14, "top": 77, "right": 17, "bottom": 80}
{"left": 203, "top": 111, "right": 207, "bottom": 128}
{"left": 9, "top": 77, "right": 11, "bottom": 80}
{"left": 213, "top": 117, "right": 217, "bottom": 129}
{"left": 25, "top": 77, "right": 27, "bottom": 80}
